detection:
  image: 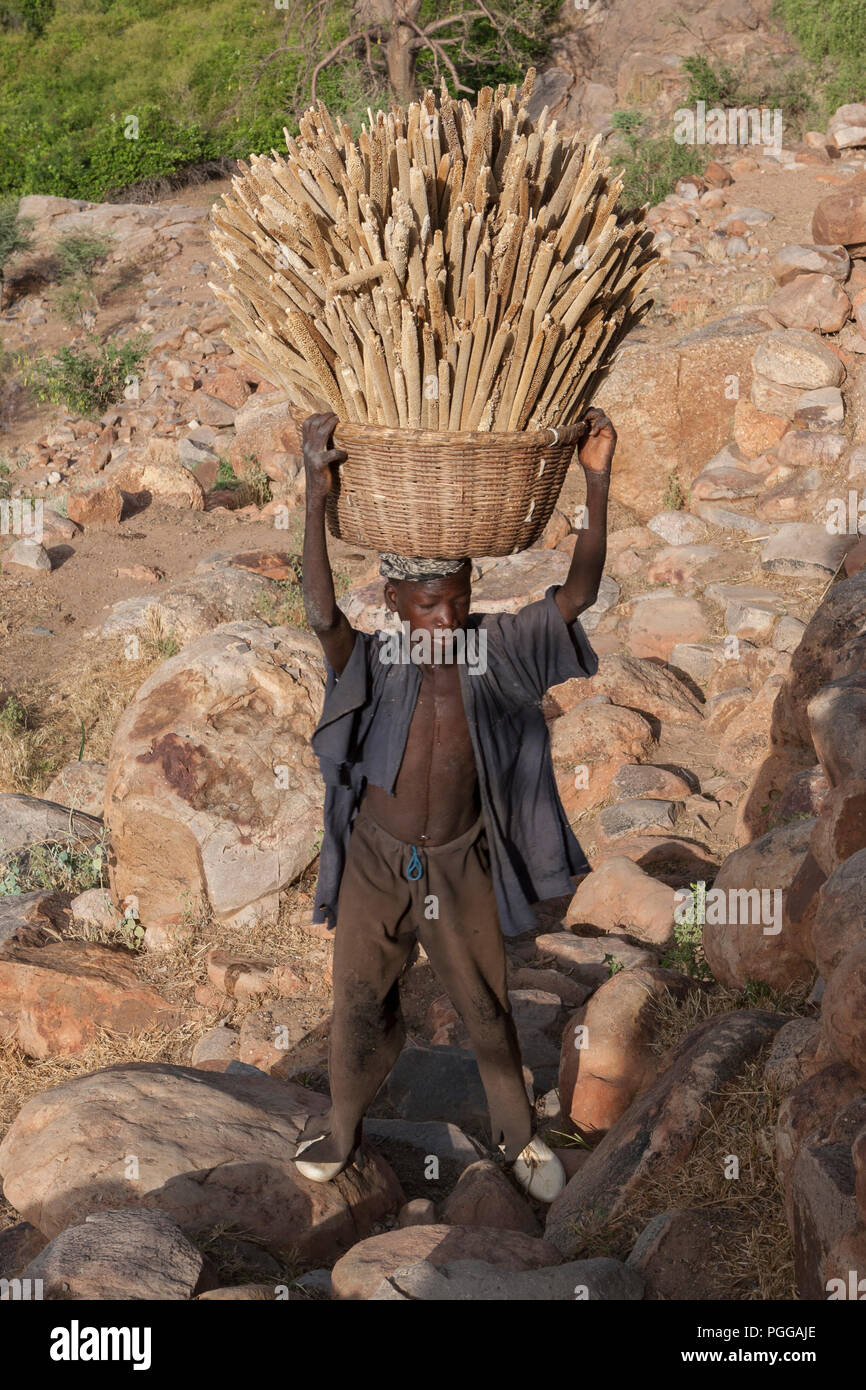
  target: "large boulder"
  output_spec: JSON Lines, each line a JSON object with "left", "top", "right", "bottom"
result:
{"left": 594, "top": 313, "right": 767, "bottom": 517}
{"left": 789, "top": 1097, "right": 866, "bottom": 1299}
{"left": 330, "top": 1225, "right": 559, "bottom": 1300}
{"left": 821, "top": 941, "right": 866, "bottom": 1081}
{"left": 770, "top": 572, "right": 866, "bottom": 751}
{"left": 702, "top": 819, "right": 817, "bottom": 990}
{"left": 0, "top": 1062, "right": 402, "bottom": 1261}
{"left": 368, "top": 1255, "right": 643, "bottom": 1301}
{"left": 105, "top": 621, "right": 325, "bottom": 937}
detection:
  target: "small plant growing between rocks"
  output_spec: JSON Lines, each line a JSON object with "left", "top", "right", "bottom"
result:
{"left": 663, "top": 468, "right": 686, "bottom": 511}
{"left": 661, "top": 881, "right": 714, "bottom": 981}
{"left": 19, "top": 332, "right": 149, "bottom": 416}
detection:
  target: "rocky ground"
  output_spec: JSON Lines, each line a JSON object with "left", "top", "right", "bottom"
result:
{"left": 1, "top": 106, "right": 866, "bottom": 1301}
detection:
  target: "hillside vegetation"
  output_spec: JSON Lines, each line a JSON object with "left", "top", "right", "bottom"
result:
{"left": 0, "top": 0, "right": 554, "bottom": 201}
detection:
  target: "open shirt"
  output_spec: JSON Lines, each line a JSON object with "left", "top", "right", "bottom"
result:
{"left": 310, "top": 583, "right": 598, "bottom": 938}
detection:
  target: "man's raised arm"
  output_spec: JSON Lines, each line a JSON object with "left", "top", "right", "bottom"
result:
{"left": 302, "top": 412, "right": 356, "bottom": 677}
{"left": 554, "top": 408, "right": 616, "bottom": 626}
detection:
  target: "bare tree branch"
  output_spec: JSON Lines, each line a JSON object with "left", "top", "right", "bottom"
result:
{"left": 311, "top": 28, "right": 377, "bottom": 103}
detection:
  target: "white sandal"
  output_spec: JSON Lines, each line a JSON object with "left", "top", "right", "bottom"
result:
{"left": 293, "top": 1135, "right": 352, "bottom": 1183}
{"left": 506, "top": 1135, "right": 567, "bottom": 1204}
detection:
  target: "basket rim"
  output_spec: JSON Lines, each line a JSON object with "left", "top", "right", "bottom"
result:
{"left": 289, "top": 404, "right": 588, "bottom": 447}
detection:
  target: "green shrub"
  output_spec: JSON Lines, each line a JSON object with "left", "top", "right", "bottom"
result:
{"left": 610, "top": 109, "right": 704, "bottom": 207}
{"left": 54, "top": 231, "right": 112, "bottom": 281}
{"left": 0, "top": 196, "right": 33, "bottom": 280}
{"left": 20, "top": 332, "right": 149, "bottom": 416}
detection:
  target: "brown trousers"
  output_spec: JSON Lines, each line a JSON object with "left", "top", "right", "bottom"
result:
{"left": 306, "top": 798, "right": 534, "bottom": 1163}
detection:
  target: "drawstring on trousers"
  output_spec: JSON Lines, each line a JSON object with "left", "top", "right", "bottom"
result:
{"left": 406, "top": 844, "right": 423, "bottom": 880}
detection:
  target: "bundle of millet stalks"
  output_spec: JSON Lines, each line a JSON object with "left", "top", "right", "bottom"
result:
{"left": 209, "top": 69, "right": 657, "bottom": 434}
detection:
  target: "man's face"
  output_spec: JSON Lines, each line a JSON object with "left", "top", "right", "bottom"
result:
{"left": 384, "top": 565, "right": 472, "bottom": 646}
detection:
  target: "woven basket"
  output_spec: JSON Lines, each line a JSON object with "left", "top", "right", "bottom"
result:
{"left": 298, "top": 417, "right": 588, "bottom": 558}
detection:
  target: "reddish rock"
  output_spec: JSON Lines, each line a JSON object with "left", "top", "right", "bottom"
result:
{"left": 204, "top": 369, "right": 250, "bottom": 410}
{"left": 702, "top": 819, "right": 817, "bottom": 990}
{"left": 812, "top": 190, "right": 866, "bottom": 257}
{"left": 811, "top": 850, "right": 866, "bottom": 979}
{"left": 567, "top": 654, "right": 702, "bottom": 727}
{"left": 82, "top": 424, "right": 117, "bottom": 473}
{"left": 565, "top": 855, "right": 676, "bottom": 945}
{"left": 775, "top": 1064, "right": 863, "bottom": 1222}
{"left": 0, "top": 1063, "right": 402, "bottom": 1262}
{"left": 732, "top": 397, "right": 788, "bottom": 457}
{"left": 767, "top": 273, "right": 851, "bottom": 333}
{"left": 550, "top": 699, "right": 655, "bottom": 819}
{"left": 625, "top": 593, "right": 710, "bottom": 661}
{"left": 789, "top": 1096, "right": 866, "bottom": 1298}
{"left": 822, "top": 940, "right": 866, "bottom": 1079}
{"left": 810, "top": 779, "right": 866, "bottom": 876}
{"left": 559, "top": 966, "right": 693, "bottom": 1139}
{"left": 0, "top": 941, "right": 182, "bottom": 1058}
{"left": 66, "top": 483, "right": 123, "bottom": 528}
{"left": 440, "top": 1161, "right": 539, "bottom": 1235}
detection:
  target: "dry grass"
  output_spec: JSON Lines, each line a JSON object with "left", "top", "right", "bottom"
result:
{"left": 570, "top": 1058, "right": 795, "bottom": 1300}
{"left": 0, "top": 637, "right": 164, "bottom": 794}
{"left": 560, "top": 982, "right": 813, "bottom": 1299}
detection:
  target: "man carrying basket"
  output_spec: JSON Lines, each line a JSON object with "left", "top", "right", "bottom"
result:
{"left": 294, "top": 406, "right": 616, "bottom": 1204}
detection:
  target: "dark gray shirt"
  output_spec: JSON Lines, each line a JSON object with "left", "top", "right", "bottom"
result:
{"left": 310, "top": 583, "right": 598, "bottom": 938}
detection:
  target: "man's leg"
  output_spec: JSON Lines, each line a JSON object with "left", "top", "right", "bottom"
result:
{"left": 415, "top": 824, "right": 534, "bottom": 1163}
{"left": 298, "top": 809, "right": 416, "bottom": 1167}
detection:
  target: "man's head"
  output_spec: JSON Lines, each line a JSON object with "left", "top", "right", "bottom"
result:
{"left": 380, "top": 554, "right": 472, "bottom": 640}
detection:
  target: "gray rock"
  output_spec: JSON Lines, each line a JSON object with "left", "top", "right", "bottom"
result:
{"left": 20, "top": 1208, "right": 207, "bottom": 1301}
{"left": 386, "top": 1043, "right": 493, "bottom": 1131}
{"left": 773, "top": 616, "right": 807, "bottom": 652}
{"left": 647, "top": 510, "right": 708, "bottom": 546}
{"left": 0, "top": 1221, "right": 47, "bottom": 1279}
{"left": 693, "top": 502, "right": 774, "bottom": 536}
{"left": 598, "top": 798, "right": 680, "bottom": 839}
{"left": 363, "top": 1118, "right": 487, "bottom": 1200}
{"left": 534, "top": 933, "right": 655, "bottom": 987}
{"left": 669, "top": 641, "right": 724, "bottom": 684}
{"left": 0, "top": 794, "right": 103, "bottom": 863}
{"left": 177, "top": 436, "right": 219, "bottom": 467}
{"left": 4, "top": 539, "right": 51, "bottom": 571}
{"left": 760, "top": 524, "right": 855, "bottom": 579}
{"left": 369, "top": 1255, "right": 644, "bottom": 1301}
{"left": 577, "top": 573, "right": 620, "bottom": 633}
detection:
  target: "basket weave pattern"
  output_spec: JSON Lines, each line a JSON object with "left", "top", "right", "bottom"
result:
{"left": 322, "top": 419, "right": 587, "bottom": 557}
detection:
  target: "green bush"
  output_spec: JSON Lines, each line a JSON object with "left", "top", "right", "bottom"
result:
{"left": 0, "top": 196, "right": 33, "bottom": 280}
{"left": 609, "top": 109, "right": 704, "bottom": 207}
{"left": 54, "top": 231, "right": 112, "bottom": 281}
{"left": 20, "top": 332, "right": 149, "bottom": 416}
{"left": 773, "top": 0, "right": 866, "bottom": 119}
{"left": 0, "top": 0, "right": 557, "bottom": 201}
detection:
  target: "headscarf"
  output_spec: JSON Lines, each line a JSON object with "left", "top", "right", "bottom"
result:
{"left": 379, "top": 554, "right": 471, "bottom": 582}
